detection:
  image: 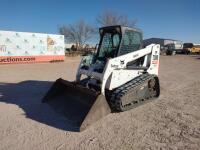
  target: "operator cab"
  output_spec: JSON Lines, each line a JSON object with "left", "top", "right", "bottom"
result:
{"left": 80, "top": 25, "right": 143, "bottom": 72}
{"left": 96, "top": 25, "right": 143, "bottom": 60}
{"left": 95, "top": 26, "right": 122, "bottom": 61}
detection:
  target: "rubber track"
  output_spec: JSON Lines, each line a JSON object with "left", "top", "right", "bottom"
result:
{"left": 109, "top": 73, "right": 158, "bottom": 112}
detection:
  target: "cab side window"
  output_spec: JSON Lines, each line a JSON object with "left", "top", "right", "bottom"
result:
{"left": 119, "top": 30, "right": 142, "bottom": 56}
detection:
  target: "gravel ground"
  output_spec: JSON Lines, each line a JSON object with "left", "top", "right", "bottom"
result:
{"left": 0, "top": 55, "right": 200, "bottom": 150}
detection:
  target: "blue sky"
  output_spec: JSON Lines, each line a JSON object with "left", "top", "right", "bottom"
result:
{"left": 0, "top": 0, "right": 199, "bottom": 43}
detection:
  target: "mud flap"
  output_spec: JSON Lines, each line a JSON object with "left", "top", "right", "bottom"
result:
{"left": 42, "top": 78, "right": 111, "bottom": 131}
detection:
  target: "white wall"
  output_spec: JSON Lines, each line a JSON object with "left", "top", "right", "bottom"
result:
{"left": 0, "top": 30, "right": 65, "bottom": 56}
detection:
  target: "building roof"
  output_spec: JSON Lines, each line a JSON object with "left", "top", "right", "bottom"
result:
{"left": 144, "top": 38, "right": 181, "bottom": 42}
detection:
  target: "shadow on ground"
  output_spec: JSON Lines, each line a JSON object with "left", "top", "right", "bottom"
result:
{"left": 0, "top": 81, "right": 81, "bottom": 132}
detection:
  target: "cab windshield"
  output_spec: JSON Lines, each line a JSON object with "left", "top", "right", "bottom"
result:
{"left": 96, "top": 33, "right": 121, "bottom": 61}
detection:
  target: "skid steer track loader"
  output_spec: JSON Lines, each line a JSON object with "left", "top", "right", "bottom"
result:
{"left": 43, "top": 25, "right": 160, "bottom": 131}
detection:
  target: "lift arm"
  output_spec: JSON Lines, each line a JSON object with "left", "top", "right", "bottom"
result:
{"left": 101, "top": 44, "right": 160, "bottom": 95}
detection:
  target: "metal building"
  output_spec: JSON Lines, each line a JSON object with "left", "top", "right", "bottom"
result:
{"left": 143, "top": 38, "right": 182, "bottom": 47}
{"left": 143, "top": 38, "right": 183, "bottom": 54}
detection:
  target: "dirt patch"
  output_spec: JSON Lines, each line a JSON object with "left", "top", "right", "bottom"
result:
{"left": 0, "top": 55, "right": 200, "bottom": 150}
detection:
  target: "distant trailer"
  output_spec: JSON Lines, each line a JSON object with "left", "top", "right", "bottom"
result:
{"left": 0, "top": 30, "right": 65, "bottom": 64}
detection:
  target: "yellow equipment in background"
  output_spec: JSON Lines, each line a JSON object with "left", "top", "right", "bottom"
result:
{"left": 183, "top": 43, "right": 200, "bottom": 54}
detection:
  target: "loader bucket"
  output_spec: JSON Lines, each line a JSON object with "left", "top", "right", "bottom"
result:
{"left": 42, "top": 78, "right": 111, "bottom": 131}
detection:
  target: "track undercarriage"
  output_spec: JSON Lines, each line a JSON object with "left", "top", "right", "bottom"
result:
{"left": 108, "top": 73, "right": 160, "bottom": 112}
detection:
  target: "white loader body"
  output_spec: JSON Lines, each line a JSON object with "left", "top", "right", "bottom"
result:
{"left": 77, "top": 44, "right": 160, "bottom": 95}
